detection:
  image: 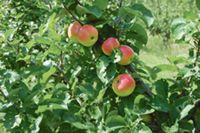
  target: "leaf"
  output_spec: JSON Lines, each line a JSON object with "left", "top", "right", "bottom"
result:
{"left": 88, "top": 106, "right": 102, "bottom": 120}
{"left": 105, "top": 115, "right": 125, "bottom": 130}
{"left": 162, "top": 122, "right": 179, "bottom": 133}
{"left": 47, "top": 44, "right": 61, "bottom": 55}
{"left": 154, "top": 80, "right": 168, "bottom": 99}
{"left": 4, "top": 113, "right": 22, "bottom": 129}
{"left": 80, "top": 5, "right": 103, "bottom": 18}
{"left": 30, "top": 115, "right": 43, "bottom": 133}
{"left": 96, "top": 56, "right": 116, "bottom": 85}
{"left": 79, "top": 83, "right": 97, "bottom": 99}
{"left": 94, "top": 0, "right": 108, "bottom": 10}
{"left": 167, "top": 56, "right": 189, "bottom": 64}
{"left": 127, "top": 23, "right": 148, "bottom": 53}
{"left": 179, "top": 120, "right": 195, "bottom": 132}
{"left": 40, "top": 67, "right": 56, "bottom": 84}
{"left": 34, "top": 36, "right": 53, "bottom": 45}
{"left": 138, "top": 123, "right": 152, "bottom": 133}
{"left": 179, "top": 104, "right": 195, "bottom": 120}
{"left": 150, "top": 95, "right": 169, "bottom": 112}
{"left": 133, "top": 95, "right": 154, "bottom": 115}
{"left": 132, "top": 4, "right": 154, "bottom": 27}
{"left": 36, "top": 103, "right": 68, "bottom": 113}
{"left": 72, "top": 122, "right": 88, "bottom": 129}
{"left": 153, "top": 64, "right": 178, "bottom": 73}
{"left": 128, "top": 23, "right": 148, "bottom": 44}
{"left": 4, "top": 29, "right": 16, "bottom": 40}
{"left": 196, "top": 0, "right": 200, "bottom": 10}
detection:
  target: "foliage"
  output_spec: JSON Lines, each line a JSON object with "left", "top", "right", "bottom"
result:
{"left": 0, "top": 0, "right": 199, "bottom": 133}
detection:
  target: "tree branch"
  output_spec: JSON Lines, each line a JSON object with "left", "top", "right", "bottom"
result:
{"left": 62, "top": 3, "right": 83, "bottom": 25}
{"left": 76, "top": 0, "right": 83, "bottom": 6}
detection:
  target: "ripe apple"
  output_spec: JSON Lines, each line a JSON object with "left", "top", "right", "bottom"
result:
{"left": 78, "top": 25, "right": 98, "bottom": 47}
{"left": 118, "top": 45, "right": 134, "bottom": 65}
{"left": 112, "top": 74, "right": 136, "bottom": 97}
{"left": 67, "top": 21, "right": 82, "bottom": 42}
{"left": 101, "top": 37, "right": 120, "bottom": 55}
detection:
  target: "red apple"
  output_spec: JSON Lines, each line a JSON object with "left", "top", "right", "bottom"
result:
{"left": 78, "top": 25, "right": 98, "bottom": 47}
{"left": 101, "top": 37, "right": 120, "bottom": 55}
{"left": 112, "top": 74, "right": 136, "bottom": 97}
{"left": 118, "top": 45, "right": 134, "bottom": 65}
{"left": 67, "top": 21, "right": 82, "bottom": 42}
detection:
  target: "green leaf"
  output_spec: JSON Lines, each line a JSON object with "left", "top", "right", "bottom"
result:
{"left": 133, "top": 95, "right": 154, "bottom": 115}
{"left": 138, "top": 123, "right": 152, "bottom": 133}
{"left": 153, "top": 64, "right": 178, "bottom": 73}
{"left": 79, "top": 83, "right": 97, "bottom": 99}
{"left": 72, "top": 122, "right": 88, "bottom": 129}
{"left": 128, "top": 23, "right": 148, "bottom": 44}
{"left": 162, "top": 122, "right": 179, "bottom": 133}
{"left": 196, "top": 0, "right": 200, "bottom": 10}
{"left": 179, "top": 120, "right": 195, "bottom": 132}
{"left": 30, "top": 115, "right": 43, "bottom": 133}
{"left": 151, "top": 95, "right": 169, "bottom": 112}
{"left": 105, "top": 115, "right": 125, "bottom": 131}
{"left": 132, "top": 4, "right": 154, "bottom": 27}
{"left": 80, "top": 5, "right": 103, "bottom": 18}
{"left": 96, "top": 56, "right": 116, "bottom": 85}
{"left": 36, "top": 103, "right": 68, "bottom": 113}
{"left": 179, "top": 104, "right": 194, "bottom": 120}
{"left": 4, "top": 29, "right": 16, "bottom": 40}
{"left": 167, "top": 56, "right": 189, "bottom": 64}
{"left": 153, "top": 80, "right": 168, "bottom": 99}
{"left": 88, "top": 106, "right": 102, "bottom": 120}
{"left": 4, "top": 113, "right": 22, "bottom": 129}
{"left": 94, "top": 0, "right": 108, "bottom": 10}
{"left": 40, "top": 67, "right": 57, "bottom": 83}
{"left": 47, "top": 44, "right": 61, "bottom": 55}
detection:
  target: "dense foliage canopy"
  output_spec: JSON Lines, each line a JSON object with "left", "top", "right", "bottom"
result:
{"left": 0, "top": 0, "right": 199, "bottom": 132}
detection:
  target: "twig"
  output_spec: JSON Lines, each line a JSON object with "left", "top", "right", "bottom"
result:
{"left": 62, "top": 3, "right": 83, "bottom": 25}
{"left": 76, "top": 0, "right": 83, "bottom": 6}
{"left": 125, "top": 65, "right": 153, "bottom": 96}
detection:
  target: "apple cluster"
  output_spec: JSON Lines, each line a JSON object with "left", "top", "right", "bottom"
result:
{"left": 101, "top": 37, "right": 136, "bottom": 97}
{"left": 68, "top": 21, "right": 136, "bottom": 97}
{"left": 67, "top": 21, "right": 98, "bottom": 47}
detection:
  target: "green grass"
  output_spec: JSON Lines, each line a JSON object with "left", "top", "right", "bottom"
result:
{"left": 139, "top": 34, "right": 190, "bottom": 79}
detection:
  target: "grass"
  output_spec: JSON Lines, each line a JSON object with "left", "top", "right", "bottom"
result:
{"left": 139, "top": 34, "right": 190, "bottom": 79}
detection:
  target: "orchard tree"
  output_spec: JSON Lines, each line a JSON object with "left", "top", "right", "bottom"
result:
{"left": 0, "top": 0, "right": 199, "bottom": 133}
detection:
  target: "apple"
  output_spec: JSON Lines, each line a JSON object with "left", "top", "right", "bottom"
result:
{"left": 67, "top": 21, "right": 82, "bottom": 42}
{"left": 78, "top": 25, "right": 98, "bottom": 47}
{"left": 112, "top": 74, "right": 136, "bottom": 97}
{"left": 118, "top": 45, "right": 134, "bottom": 65}
{"left": 101, "top": 37, "right": 120, "bottom": 55}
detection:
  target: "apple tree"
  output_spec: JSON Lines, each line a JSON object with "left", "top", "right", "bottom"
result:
{"left": 0, "top": 0, "right": 199, "bottom": 133}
